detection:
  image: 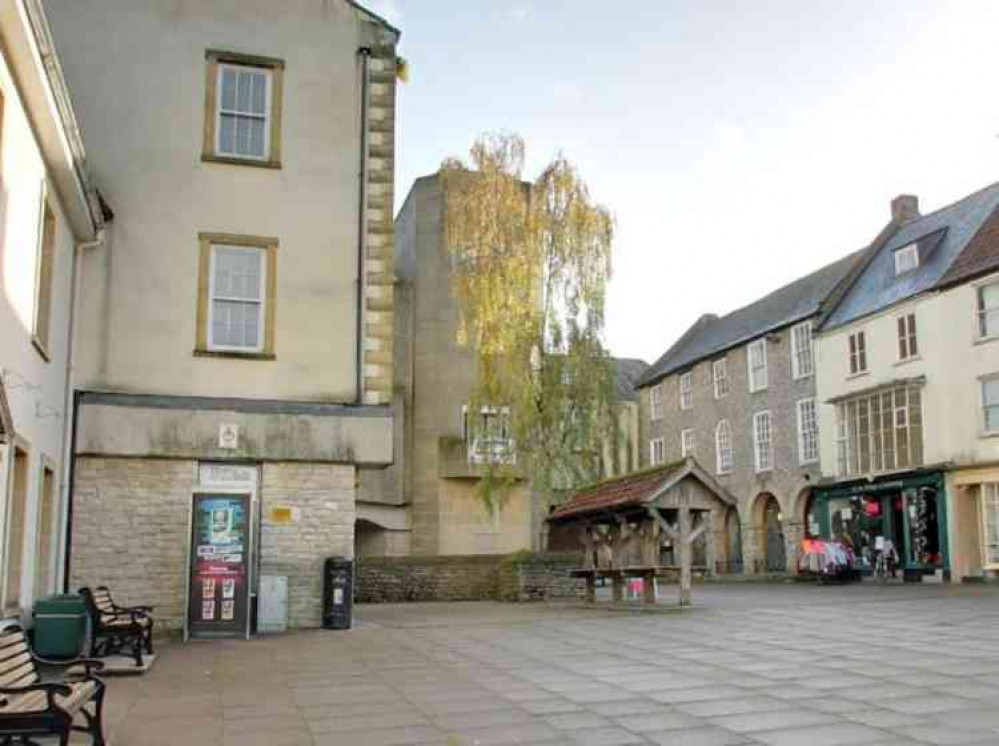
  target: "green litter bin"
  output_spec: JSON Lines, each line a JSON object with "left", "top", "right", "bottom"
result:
{"left": 33, "top": 594, "right": 88, "bottom": 658}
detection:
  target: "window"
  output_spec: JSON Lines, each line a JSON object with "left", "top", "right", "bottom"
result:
{"left": 981, "top": 484, "right": 999, "bottom": 567}
{"left": 463, "top": 405, "right": 515, "bottom": 464}
{"left": 679, "top": 372, "right": 692, "bottom": 410}
{"left": 203, "top": 51, "right": 284, "bottom": 168}
{"left": 715, "top": 420, "right": 733, "bottom": 474}
{"left": 650, "top": 385, "right": 663, "bottom": 421}
{"left": 978, "top": 282, "right": 999, "bottom": 339}
{"left": 835, "top": 384, "right": 923, "bottom": 477}
{"left": 681, "top": 429, "right": 694, "bottom": 458}
{"left": 897, "top": 313, "right": 918, "bottom": 360}
{"left": 196, "top": 233, "right": 277, "bottom": 357}
{"left": 982, "top": 377, "right": 999, "bottom": 434}
{"left": 34, "top": 462, "right": 57, "bottom": 598}
{"left": 791, "top": 322, "right": 813, "bottom": 379}
{"left": 713, "top": 358, "right": 729, "bottom": 399}
{"left": 747, "top": 339, "right": 767, "bottom": 392}
{"left": 3, "top": 446, "right": 29, "bottom": 613}
{"left": 33, "top": 193, "right": 56, "bottom": 358}
{"left": 650, "top": 438, "right": 665, "bottom": 466}
{"left": 894, "top": 243, "right": 919, "bottom": 275}
{"left": 753, "top": 411, "right": 773, "bottom": 472}
{"left": 848, "top": 331, "right": 867, "bottom": 375}
{"left": 797, "top": 398, "right": 818, "bottom": 464}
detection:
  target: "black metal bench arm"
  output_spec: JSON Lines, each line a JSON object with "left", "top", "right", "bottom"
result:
{"left": 32, "top": 655, "right": 106, "bottom": 679}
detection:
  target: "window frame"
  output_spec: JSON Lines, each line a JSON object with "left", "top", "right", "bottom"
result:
{"left": 203, "top": 50, "right": 284, "bottom": 169}
{"left": 713, "top": 358, "right": 729, "bottom": 399}
{"left": 33, "top": 457, "right": 58, "bottom": 599}
{"left": 981, "top": 374, "right": 999, "bottom": 436}
{"left": 796, "top": 397, "right": 819, "bottom": 465}
{"left": 893, "top": 243, "right": 920, "bottom": 276}
{"left": 650, "top": 437, "right": 665, "bottom": 466}
{"left": 196, "top": 232, "right": 278, "bottom": 360}
{"left": 834, "top": 384, "right": 923, "bottom": 477}
{"left": 897, "top": 312, "right": 918, "bottom": 361}
{"left": 848, "top": 330, "right": 867, "bottom": 375}
{"left": 791, "top": 322, "right": 814, "bottom": 380}
{"left": 977, "top": 281, "right": 999, "bottom": 340}
{"left": 32, "top": 185, "right": 56, "bottom": 361}
{"left": 715, "top": 420, "right": 733, "bottom": 474}
{"left": 679, "top": 371, "right": 693, "bottom": 410}
{"left": 747, "top": 338, "right": 768, "bottom": 393}
{"left": 680, "top": 428, "right": 694, "bottom": 458}
{"left": 650, "top": 384, "right": 663, "bottom": 421}
{"left": 980, "top": 483, "right": 999, "bottom": 569}
{"left": 463, "top": 404, "right": 515, "bottom": 464}
{"left": 753, "top": 410, "right": 773, "bottom": 473}
{"left": 2, "top": 440, "right": 30, "bottom": 616}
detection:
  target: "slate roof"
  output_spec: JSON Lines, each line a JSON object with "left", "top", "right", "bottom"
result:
{"left": 821, "top": 182, "right": 999, "bottom": 331}
{"left": 936, "top": 203, "right": 999, "bottom": 290}
{"left": 613, "top": 358, "right": 649, "bottom": 402}
{"left": 637, "top": 251, "right": 863, "bottom": 389}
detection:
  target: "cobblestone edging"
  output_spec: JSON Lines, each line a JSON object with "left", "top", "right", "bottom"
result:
{"left": 355, "top": 553, "right": 584, "bottom": 603}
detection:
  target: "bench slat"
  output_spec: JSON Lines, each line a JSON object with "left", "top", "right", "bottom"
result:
{"left": 0, "top": 640, "right": 30, "bottom": 666}
{"left": 0, "top": 690, "right": 47, "bottom": 714}
{"left": 0, "top": 657, "right": 38, "bottom": 688}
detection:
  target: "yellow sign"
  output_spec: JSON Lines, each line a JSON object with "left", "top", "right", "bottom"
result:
{"left": 269, "top": 506, "right": 293, "bottom": 524}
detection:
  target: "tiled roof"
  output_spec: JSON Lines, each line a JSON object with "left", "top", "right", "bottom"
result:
{"left": 613, "top": 358, "right": 649, "bottom": 402}
{"left": 822, "top": 182, "right": 999, "bottom": 331}
{"left": 936, "top": 205, "right": 999, "bottom": 290}
{"left": 549, "top": 463, "right": 686, "bottom": 520}
{"left": 637, "top": 251, "right": 863, "bottom": 388}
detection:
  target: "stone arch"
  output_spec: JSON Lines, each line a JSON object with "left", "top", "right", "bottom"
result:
{"left": 749, "top": 492, "right": 786, "bottom": 573}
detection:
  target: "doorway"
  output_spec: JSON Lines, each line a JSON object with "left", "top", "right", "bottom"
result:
{"left": 763, "top": 496, "right": 786, "bottom": 572}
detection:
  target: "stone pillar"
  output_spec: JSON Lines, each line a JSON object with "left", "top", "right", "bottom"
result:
{"left": 784, "top": 520, "right": 804, "bottom": 575}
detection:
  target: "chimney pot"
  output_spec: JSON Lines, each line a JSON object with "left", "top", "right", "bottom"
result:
{"left": 891, "top": 194, "right": 919, "bottom": 223}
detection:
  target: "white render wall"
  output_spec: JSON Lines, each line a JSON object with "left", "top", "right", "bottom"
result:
{"left": 0, "top": 39, "right": 81, "bottom": 621}
{"left": 46, "top": 0, "right": 386, "bottom": 402}
{"left": 815, "top": 279, "right": 999, "bottom": 478}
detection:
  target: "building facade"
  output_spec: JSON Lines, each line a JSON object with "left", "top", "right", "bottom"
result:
{"left": 359, "top": 175, "right": 646, "bottom": 559}
{"left": 0, "top": 0, "right": 104, "bottom": 625}
{"left": 636, "top": 251, "right": 866, "bottom": 574}
{"left": 46, "top": 0, "right": 400, "bottom": 631}
{"left": 814, "top": 185, "right": 999, "bottom": 582}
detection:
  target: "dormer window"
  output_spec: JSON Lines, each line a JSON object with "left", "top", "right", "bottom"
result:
{"left": 894, "top": 243, "right": 919, "bottom": 275}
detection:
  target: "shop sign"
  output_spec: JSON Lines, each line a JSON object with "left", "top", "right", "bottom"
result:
{"left": 199, "top": 462, "right": 256, "bottom": 487}
{"left": 188, "top": 493, "right": 250, "bottom": 636}
{"left": 269, "top": 506, "right": 299, "bottom": 524}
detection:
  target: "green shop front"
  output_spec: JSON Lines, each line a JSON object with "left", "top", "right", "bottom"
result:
{"left": 808, "top": 469, "right": 949, "bottom": 581}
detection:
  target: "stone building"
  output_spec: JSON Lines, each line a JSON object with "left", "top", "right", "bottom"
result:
{"left": 0, "top": 0, "right": 105, "bottom": 627}
{"left": 355, "top": 174, "right": 646, "bottom": 559}
{"left": 813, "top": 184, "right": 999, "bottom": 583}
{"left": 44, "top": 0, "right": 400, "bottom": 632}
{"left": 635, "top": 249, "right": 869, "bottom": 574}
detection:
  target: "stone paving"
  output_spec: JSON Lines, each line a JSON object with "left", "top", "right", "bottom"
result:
{"left": 71, "top": 583, "right": 999, "bottom": 745}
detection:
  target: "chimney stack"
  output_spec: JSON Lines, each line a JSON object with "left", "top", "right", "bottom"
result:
{"left": 891, "top": 194, "right": 920, "bottom": 223}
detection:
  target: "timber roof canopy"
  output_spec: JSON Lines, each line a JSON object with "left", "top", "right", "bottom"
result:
{"left": 549, "top": 458, "right": 735, "bottom": 522}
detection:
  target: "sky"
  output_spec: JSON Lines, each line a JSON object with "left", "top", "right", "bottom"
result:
{"left": 368, "top": 0, "right": 999, "bottom": 364}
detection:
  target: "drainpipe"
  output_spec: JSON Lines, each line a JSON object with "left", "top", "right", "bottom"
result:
{"left": 61, "top": 230, "right": 104, "bottom": 593}
{"left": 355, "top": 46, "right": 372, "bottom": 405}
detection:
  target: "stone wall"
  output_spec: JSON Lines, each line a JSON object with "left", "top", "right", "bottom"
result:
{"left": 259, "top": 462, "right": 355, "bottom": 629}
{"left": 356, "top": 553, "right": 583, "bottom": 603}
{"left": 71, "top": 457, "right": 196, "bottom": 631}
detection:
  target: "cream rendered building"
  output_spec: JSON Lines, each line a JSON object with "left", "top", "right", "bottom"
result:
{"left": 814, "top": 186, "right": 999, "bottom": 582}
{"left": 45, "top": 0, "right": 400, "bottom": 631}
{"left": 0, "top": 0, "right": 104, "bottom": 625}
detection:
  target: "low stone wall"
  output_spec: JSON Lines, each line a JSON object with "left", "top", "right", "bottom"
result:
{"left": 356, "top": 552, "right": 583, "bottom": 603}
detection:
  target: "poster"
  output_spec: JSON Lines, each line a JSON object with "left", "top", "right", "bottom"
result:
{"left": 189, "top": 494, "right": 250, "bottom": 636}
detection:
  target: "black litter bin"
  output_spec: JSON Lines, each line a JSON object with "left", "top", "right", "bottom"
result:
{"left": 322, "top": 556, "right": 353, "bottom": 630}
{"left": 33, "top": 594, "right": 88, "bottom": 658}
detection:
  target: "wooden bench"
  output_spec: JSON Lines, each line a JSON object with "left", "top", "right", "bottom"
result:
{"left": 0, "top": 625, "right": 106, "bottom": 745}
{"left": 572, "top": 566, "right": 710, "bottom": 604}
{"left": 79, "top": 586, "right": 154, "bottom": 668}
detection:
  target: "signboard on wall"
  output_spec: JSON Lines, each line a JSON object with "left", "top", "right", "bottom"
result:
{"left": 188, "top": 493, "right": 250, "bottom": 637}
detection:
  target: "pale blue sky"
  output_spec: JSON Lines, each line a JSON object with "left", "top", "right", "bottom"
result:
{"left": 370, "top": 0, "right": 999, "bottom": 363}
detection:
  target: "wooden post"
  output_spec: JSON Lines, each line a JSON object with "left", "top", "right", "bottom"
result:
{"left": 585, "top": 574, "right": 596, "bottom": 604}
{"left": 642, "top": 570, "right": 656, "bottom": 604}
{"left": 703, "top": 511, "right": 716, "bottom": 576}
{"left": 611, "top": 572, "right": 624, "bottom": 603}
{"left": 678, "top": 490, "right": 692, "bottom": 607}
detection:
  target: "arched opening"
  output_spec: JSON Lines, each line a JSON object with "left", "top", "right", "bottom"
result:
{"left": 725, "top": 508, "right": 743, "bottom": 574}
{"left": 752, "top": 493, "right": 786, "bottom": 573}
